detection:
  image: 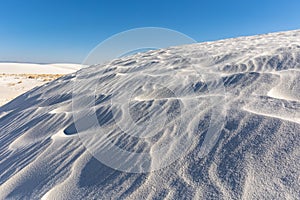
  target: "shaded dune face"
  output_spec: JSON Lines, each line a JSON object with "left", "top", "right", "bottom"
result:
{"left": 0, "top": 30, "right": 300, "bottom": 199}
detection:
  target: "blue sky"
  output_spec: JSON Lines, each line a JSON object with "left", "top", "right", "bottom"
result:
{"left": 1, "top": 0, "right": 300, "bottom": 63}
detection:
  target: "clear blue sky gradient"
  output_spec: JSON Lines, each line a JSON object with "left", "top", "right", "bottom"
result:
{"left": 1, "top": 0, "right": 300, "bottom": 63}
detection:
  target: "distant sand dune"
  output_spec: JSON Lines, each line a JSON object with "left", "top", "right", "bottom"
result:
{"left": 0, "top": 63, "right": 82, "bottom": 106}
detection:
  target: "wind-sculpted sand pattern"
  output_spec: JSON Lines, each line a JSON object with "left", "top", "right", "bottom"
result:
{"left": 0, "top": 30, "right": 299, "bottom": 199}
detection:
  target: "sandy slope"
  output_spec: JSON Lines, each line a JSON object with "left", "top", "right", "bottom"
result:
{"left": 0, "top": 30, "right": 299, "bottom": 199}
{"left": 0, "top": 63, "right": 83, "bottom": 106}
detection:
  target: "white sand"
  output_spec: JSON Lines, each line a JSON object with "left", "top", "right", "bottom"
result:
{"left": 0, "top": 63, "right": 83, "bottom": 106}
{"left": 0, "top": 30, "right": 299, "bottom": 199}
{"left": 0, "top": 63, "right": 82, "bottom": 74}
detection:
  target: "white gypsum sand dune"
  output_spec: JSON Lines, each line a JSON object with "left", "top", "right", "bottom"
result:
{"left": 0, "top": 63, "right": 82, "bottom": 74}
{"left": 0, "top": 63, "right": 83, "bottom": 106}
{"left": 0, "top": 30, "right": 299, "bottom": 199}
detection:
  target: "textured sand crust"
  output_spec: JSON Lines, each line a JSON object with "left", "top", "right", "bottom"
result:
{"left": 0, "top": 30, "right": 299, "bottom": 199}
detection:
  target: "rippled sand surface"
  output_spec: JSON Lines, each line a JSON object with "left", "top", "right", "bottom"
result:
{"left": 0, "top": 30, "right": 299, "bottom": 199}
